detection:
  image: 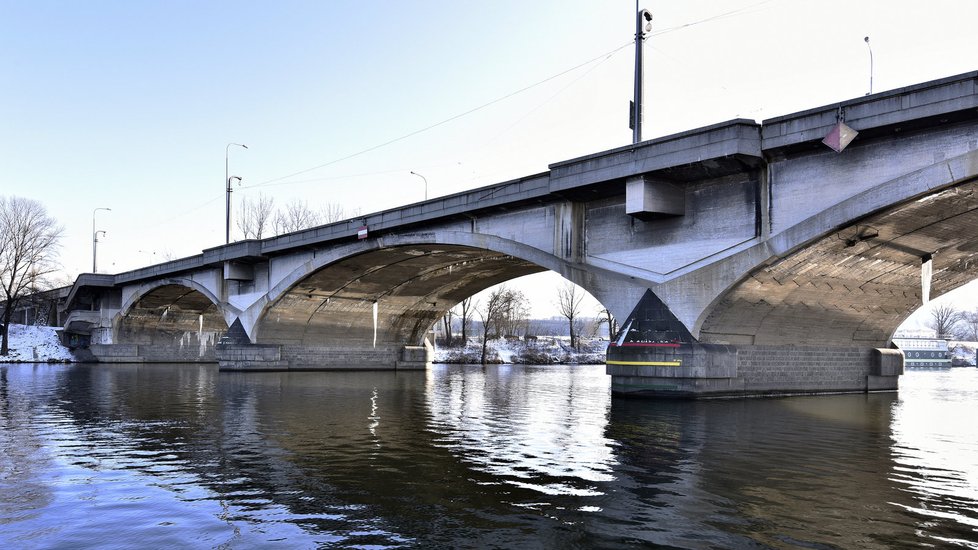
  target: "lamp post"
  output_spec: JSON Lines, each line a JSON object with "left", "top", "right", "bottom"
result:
{"left": 410, "top": 171, "right": 428, "bottom": 201}
{"left": 226, "top": 142, "right": 248, "bottom": 244}
{"left": 92, "top": 207, "right": 111, "bottom": 273}
{"left": 864, "top": 36, "right": 874, "bottom": 96}
{"left": 632, "top": 4, "right": 653, "bottom": 144}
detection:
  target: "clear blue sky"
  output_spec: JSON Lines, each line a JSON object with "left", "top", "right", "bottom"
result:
{"left": 2, "top": 0, "right": 977, "bottom": 318}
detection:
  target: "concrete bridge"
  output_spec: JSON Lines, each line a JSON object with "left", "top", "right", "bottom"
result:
{"left": 61, "top": 71, "right": 978, "bottom": 397}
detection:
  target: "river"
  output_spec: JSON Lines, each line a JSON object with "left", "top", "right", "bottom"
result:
{"left": 0, "top": 363, "right": 976, "bottom": 549}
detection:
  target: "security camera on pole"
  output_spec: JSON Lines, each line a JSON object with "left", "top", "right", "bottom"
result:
{"left": 631, "top": 3, "right": 653, "bottom": 144}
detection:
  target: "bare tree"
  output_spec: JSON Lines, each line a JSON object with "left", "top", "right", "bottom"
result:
{"left": 457, "top": 297, "right": 474, "bottom": 345}
{"left": 475, "top": 286, "right": 531, "bottom": 363}
{"left": 556, "top": 282, "right": 584, "bottom": 350}
{"left": 440, "top": 308, "right": 455, "bottom": 347}
{"left": 320, "top": 203, "right": 348, "bottom": 224}
{"left": 275, "top": 199, "right": 321, "bottom": 234}
{"left": 597, "top": 307, "right": 619, "bottom": 340}
{"left": 957, "top": 308, "right": 978, "bottom": 341}
{"left": 578, "top": 316, "right": 598, "bottom": 340}
{"left": 236, "top": 193, "right": 276, "bottom": 239}
{"left": 929, "top": 303, "right": 963, "bottom": 339}
{"left": 496, "top": 289, "right": 529, "bottom": 338}
{"left": 477, "top": 287, "right": 512, "bottom": 364}
{"left": 0, "top": 196, "right": 63, "bottom": 355}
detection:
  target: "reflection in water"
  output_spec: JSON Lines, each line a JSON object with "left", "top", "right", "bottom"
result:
{"left": 0, "top": 364, "right": 975, "bottom": 548}
{"left": 891, "top": 369, "right": 978, "bottom": 548}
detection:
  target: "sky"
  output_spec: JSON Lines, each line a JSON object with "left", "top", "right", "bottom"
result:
{"left": 2, "top": 0, "right": 977, "bottom": 321}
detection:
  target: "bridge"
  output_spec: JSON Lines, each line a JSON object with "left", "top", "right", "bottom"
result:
{"left": 59, "top": 71, "right": 978, "bottom": 397}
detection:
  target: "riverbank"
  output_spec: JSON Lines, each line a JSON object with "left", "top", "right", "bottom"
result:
{"left": 0, "top": 324, "right": 75, "bottom": 363}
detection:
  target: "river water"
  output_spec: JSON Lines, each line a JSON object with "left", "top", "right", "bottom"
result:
{"left": 0, "top": 363, "right": 976, "bottom": 549}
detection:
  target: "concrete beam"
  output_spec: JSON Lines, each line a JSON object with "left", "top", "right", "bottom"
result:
{"left": 762, "top": 70, "right": 978, "bottom": 152}
{"left": 549, "top": 119, "right": 762, "bottom": 192}
{"left": 625, "top": 175, "right": 685, "bottom": 219}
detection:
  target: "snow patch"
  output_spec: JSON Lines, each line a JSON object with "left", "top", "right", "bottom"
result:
{"left": 1, "top": 324, "right": 75, "bottom": 362}
{"left": 434, "top": 337, "right": 608, "bottom": 365}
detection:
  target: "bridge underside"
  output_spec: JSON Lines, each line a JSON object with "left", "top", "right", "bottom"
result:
{"left": 111, "top": 284, "right": 228, "bottom": 362}
{"left": 610, "top": 175, "right": 978, "bottom": 397}
{"left": 700, "top": 177, "right": 978, "bottom": 346}
{"left": 242, "top": 244, "right": 546, "bottom": 369}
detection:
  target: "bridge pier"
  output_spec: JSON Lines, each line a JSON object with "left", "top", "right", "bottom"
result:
{"left": 606, "top": 291, "right": 904, "bottom": 398}
{"left": 88, "top": 342, "right": 217, "bottom": 363}
{"left": 216, "top": 341, "right": 433, "bottom": 371}
{"left": 609, "top": 344, "right": 903, "bottom": 398}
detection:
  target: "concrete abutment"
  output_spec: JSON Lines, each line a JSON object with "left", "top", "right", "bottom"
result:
{"left": 606, "top": 290, "right": 903, "bottom": 397}
{"left": 608, "top": 344, "right": 903, "bottom": 398}
{"left": 216, "top": 341, "right": 433, "bottom": 372}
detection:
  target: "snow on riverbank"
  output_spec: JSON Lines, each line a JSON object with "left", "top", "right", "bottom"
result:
{"left": 0, "top": 324, "right": 75, "bottom": 363}
{"left": 434, "top": 336, "right": 608, "bottom": 365}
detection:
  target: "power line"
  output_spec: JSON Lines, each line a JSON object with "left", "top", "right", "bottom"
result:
{"left": 143, "top": 1, "right": 779, "bottom": 240}
{"left": 650, "top": 0, "right": 776, "bottom": 38}
{"left": 242, "top": 41, "right": 634, "bottom": 190}
{"left": 246, "top": 0, "right": 777, "bottom": 191}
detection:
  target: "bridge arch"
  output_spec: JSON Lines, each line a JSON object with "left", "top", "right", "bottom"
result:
{"left": 115, "top": 279, "right": 232, "bottom": 357}
{"left": 247, "top": 232, "right": 635, "bottom": 348}
{"left": 694, "top": 150, "right": 978, "bottom": 347}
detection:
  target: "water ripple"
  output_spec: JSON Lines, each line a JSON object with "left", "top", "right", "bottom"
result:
{"left": 1, "top": 364, "right": 977, "bottom": 548}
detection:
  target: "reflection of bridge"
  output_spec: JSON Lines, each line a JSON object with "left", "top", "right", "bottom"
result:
{"left": 61, "top": 71, "right": 978, "bottom": 397}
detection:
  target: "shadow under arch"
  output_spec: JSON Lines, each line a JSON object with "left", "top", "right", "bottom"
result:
{"left": 249, "top": 232, "right": 628, "bottom": 349}
{"left": 115, "top": 280, "right": 232, "bottom": 356}
{"left": 695, "top": 162, "right": 978, "bottom": 347}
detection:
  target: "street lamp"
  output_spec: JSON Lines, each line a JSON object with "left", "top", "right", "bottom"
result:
{"left": 92, "top": 207, "right": 111, "bottom": 273}
{"left": 632, "top": 5, "right": 653, "bottom": 144}
{"left": 410, "top": 171, "right": 428, "bottom": 201}
{"left": 226, "top": 142, "right": 248, "bottom": 244}
{"left": 864, "top": 36, "right": 874, "bottom": 96}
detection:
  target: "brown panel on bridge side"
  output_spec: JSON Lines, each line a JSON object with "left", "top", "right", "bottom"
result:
{"left": 256, "top": 244, "right": 546, "bottom": 348}
{"left": 699, "top": 179, "right": 978, "bottom": 347}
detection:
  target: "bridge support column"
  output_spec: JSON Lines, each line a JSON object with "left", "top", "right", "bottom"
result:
{"left": 606, "top": 291, "right": 903, "bottom": 398}
{"left": 89, "top": 344, "right": 144, "bottom": 363}
{"left": 608, "top": 342, "right": 740, "bottom": 396}
{"left": 89, "top": 343, "right": 218, "bottom": 363}
{"left": 217, "top": 341, "right": 433, "bottom": 371}
{"left": 609, "top": 344, "right": 903, "bottom": 398}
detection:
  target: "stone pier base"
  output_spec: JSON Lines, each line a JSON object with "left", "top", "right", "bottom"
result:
{"left": 89, "top": 343, "right": 216, "bottom": 363}
{"left": 217, "top": 341, "right": 433, "bottom": 372}
{"left": 608, "top": 344, "right": 903, "bottom": 398}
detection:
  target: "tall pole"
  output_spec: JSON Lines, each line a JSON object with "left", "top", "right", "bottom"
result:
{"left": 633, "top": 4, "right": 652, "bottom": 144}
{"left": 864, "top": 36, "right": 874, "bottom": 96}
{"left": 226, "top": 142, "right": 248, "bottom": 244}
{"left": 410, "top": 171, "right": 428, "bottom": 201}
{"left": 92, "top": 207, "right": 111, "bottom": 273}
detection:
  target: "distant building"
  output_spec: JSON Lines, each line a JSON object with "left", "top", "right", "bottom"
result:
{"left": 892, "top": 337, "right": 951, "bottom": 368}
{"left": 892, "top": 327, "right": 938, "bottom": 339}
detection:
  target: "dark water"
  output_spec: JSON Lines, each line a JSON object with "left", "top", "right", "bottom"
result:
{"left": 0, "top": 364, "right": 976, "bottom": 549}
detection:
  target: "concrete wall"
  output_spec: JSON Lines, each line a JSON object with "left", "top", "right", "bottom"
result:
{"left": 90, "top": 342, "right": 217, "bottom": 363}
{"left": 609, "top": 345, "right": 901, "bottom": 398}
{"left": 737, "top": 346, "right": 877, "bottom": 394}
{"left": 216, "top": 343, "right": 431, "bottom": 371}
{"left": 586, "top": 172, "right": 760, "bottom": 275}
{"left": 769, "top": 125, "right": 978, "bottom": 234}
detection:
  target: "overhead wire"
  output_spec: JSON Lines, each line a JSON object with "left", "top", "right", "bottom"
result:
{"left": 140, "top": 1, "right": 778, "bottom": 234}
{"left": 246, "top": 0, "right": 777, "bottom": 191}
{"left": 240, "top": 40, "right": 635, "bottom": 191}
